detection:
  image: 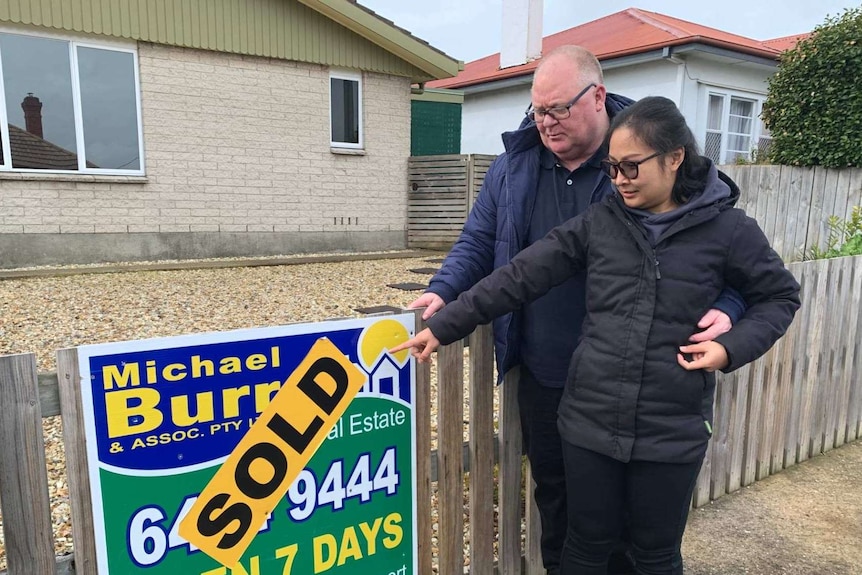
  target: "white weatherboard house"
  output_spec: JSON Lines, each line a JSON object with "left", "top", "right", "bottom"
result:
{"left": 429, "top": 7, "right": 805, "bottom": 164}
{"left": 0, "top": 0, "right": 461, "bottom": 268}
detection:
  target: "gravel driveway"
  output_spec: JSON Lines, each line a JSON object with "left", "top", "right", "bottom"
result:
{"left": 1, "top": 250, "right": 860, "bottom": 573}
{"left": 0, "top": 251, "right": 437, "bottom": 570}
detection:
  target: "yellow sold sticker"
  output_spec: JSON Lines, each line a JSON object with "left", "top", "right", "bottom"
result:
{"left": 178, "top": 337, "right": 366, "bottom": 568}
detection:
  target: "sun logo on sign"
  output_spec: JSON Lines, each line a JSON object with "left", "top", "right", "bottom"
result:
{"left": 356, "top": 319, "right": 412, "bottom": 402}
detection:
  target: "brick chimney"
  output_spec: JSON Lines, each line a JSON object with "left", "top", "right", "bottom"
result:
{"left": 500, "top": 0, "right": 543, "bottom": 69}
{"left": 22, "top": 93, "right": 43, "bottom": 139}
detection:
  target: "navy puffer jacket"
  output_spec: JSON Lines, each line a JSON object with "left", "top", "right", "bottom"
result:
{"left": 426, "top": 94, "right": 635, "bottom": 379}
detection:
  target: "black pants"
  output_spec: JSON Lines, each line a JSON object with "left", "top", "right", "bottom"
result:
{"left": 518, "top": 371, "right": 635, "bottom": 575}
{"left": 559, "top": 442, "right": 704, "bottom": 575}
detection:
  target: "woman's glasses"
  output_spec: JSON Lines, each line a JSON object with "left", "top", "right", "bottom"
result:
{"left": 601, "top": 151, "right": 664, "bottom": 180}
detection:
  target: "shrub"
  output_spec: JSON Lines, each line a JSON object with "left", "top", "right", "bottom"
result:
{"left": 734, "top": 147, "right": 770, "bottom": 165}
{"left": 805, "top": 206, "right": 862, "bottom": 260}
{"left": 761, "top": 7, "right": 862, "bottom": 167}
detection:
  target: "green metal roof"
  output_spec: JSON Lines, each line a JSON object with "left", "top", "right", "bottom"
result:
{"left": 0, "top": 0, "right": 462, "bottom": 82}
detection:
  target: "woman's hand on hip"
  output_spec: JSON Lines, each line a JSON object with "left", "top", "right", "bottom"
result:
{"left": 677, "top": 341, "right": 729, "bottom": 372}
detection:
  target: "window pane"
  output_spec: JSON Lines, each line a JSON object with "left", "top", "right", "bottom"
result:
{"left": 728, "top": 115, "right": 752, "bottom": 134}
{"left": 707, "top": 95, "right": 723, "bottom": 131}
{"left": 0, "top": 33, "right": 78, "bottom": 169}
{"left": 78, "top": 47, "right": 140, "bottom": 170}
{"left": 330, "top": 77, "right": 359, "bottom": 144}
{"left": 729, "top": 98, "right": 754, "bottom": 118}
{"left": 727, "top": 134, "right": 751, "bottom": 153}
{"left": 727, "top": 98, "right": 755, "bottom": 159}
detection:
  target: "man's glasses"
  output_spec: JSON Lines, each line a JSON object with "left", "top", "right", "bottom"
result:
{"left": 600, "top": 151, "right": 664, "bottom": 180}
{"left": 525, "top": 83, "right": 596, "bottom": 122}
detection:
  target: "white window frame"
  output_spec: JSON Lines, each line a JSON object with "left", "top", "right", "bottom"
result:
{"left": 329, "top": 70, "right": 363, "bottom": 150}
{"left": 701, "top": 88, "right": 770, "bottom": 165}
{"left": 0, "top": 27, "right": 145, "bottom": 176}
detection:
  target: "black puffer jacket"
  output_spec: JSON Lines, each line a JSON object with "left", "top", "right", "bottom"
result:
{"left": 427, "top": 167, "right": 801, "bottom": 463}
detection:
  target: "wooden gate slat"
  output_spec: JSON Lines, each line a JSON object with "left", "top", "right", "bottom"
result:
{"left": 468, "top": 325, "right": 496, "bottom": 575}
{"left": 55, "top": 349, "right": 98, "bottom": 575}
{"left": 0, "top": 353, "right": 56, "bottom": 575}
{"left": 498, "top": 369, "right": 523, "bottom": 575}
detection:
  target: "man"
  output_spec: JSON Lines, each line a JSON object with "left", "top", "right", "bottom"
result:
{"left": 409, "top": 45, "right": 742, "bottom": 575}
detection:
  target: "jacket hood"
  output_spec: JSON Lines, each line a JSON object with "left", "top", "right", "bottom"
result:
{"left": 676, "top": 159, "right": 738, "bottom": 210}
{"left": 618, "top": 159, "right": 740, "bottom": 244}
{"left": 502, "top": 92, "right": 635, "bottom": 154}
{"left": 624, "top": 158, "right": 739, "bottom": 214}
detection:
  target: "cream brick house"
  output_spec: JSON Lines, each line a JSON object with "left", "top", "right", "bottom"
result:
{"left": 0, "top": 0, "right": 460, "bottom": 267}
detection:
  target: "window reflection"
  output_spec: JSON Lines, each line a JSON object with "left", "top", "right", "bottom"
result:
{"left": 0, "top": 32, "right": 143, "bottom": 173}
{"left": 78, "top": 47, "right": 140, "bottom": 170}
{"left": 0, "top": 33, "right": 79, "bottom": 169}
{"left": 330, "top": 77, "right": 360, "bottom": 145}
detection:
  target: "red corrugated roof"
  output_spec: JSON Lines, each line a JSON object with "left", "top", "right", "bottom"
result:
{"left": 762, "top": 33, "right": 811, "bottom": 52}
{"left": 429, "top": 8, "right": 804, "bottom": 89}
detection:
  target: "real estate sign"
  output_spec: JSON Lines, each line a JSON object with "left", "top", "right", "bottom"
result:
{"left": 76, "top": 315, "right": 417, "bottom": 575}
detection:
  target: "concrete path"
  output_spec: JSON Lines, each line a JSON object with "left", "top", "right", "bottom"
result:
{"left": 682, "top": 440, "right": 862, "bottom": 574}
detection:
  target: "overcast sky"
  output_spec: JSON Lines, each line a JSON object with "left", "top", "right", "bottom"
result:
{"left": 359, "top": 0, "right": 860, "bottom": 62}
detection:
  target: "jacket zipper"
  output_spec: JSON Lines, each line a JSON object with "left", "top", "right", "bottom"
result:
{"left": 620, "top": 215, "right": 662, "bottom": 280}
{"left": 609, "top": 194, "right": 728, "bottom": 282}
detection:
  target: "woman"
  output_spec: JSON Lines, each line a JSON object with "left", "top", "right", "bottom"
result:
{"left": 391, "top": 96, "right": 801, "bottom": 574}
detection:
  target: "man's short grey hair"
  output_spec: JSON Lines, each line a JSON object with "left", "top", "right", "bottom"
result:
{"left": 535, "top": 45, "right": 604, "bottom": 86}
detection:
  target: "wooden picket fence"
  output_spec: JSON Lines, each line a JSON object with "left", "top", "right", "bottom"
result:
{"left": 407, "top": 154, "right": 495, "bottom": 250}
{"left": 721, "top": 165, "right": 862, "bottom": 262}
{"left": 691, "top": 256, "right": 862, "bottom": 506}
{"left": 424, "top": 255, "right": 862, "bottom": 575}
{"left": 1, "top": 255, "right": 861, "bottom": 574}
{"left": 407, "top": 159, "right": 862, "bottom": 262}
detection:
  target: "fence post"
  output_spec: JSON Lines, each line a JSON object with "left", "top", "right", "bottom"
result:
{"left": 0, "top": 353, "right": 56, "bottom": 574}
{"left": 56, "top": 349, "right": 98, "bottom": 574}
{"left": 411, "top": 309, "right": 434, "bottom": 575}
{"left": 468, "top": 324, "right": 496, "bottom": 575}
{"left": 498, "top": 369, "right": 523, "bottom": 575}
{"left": 466, "top": 154, "right": 476, "bottom": 216}
{"left": 437, "top": 339, "right": 465, "bottom": 575}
